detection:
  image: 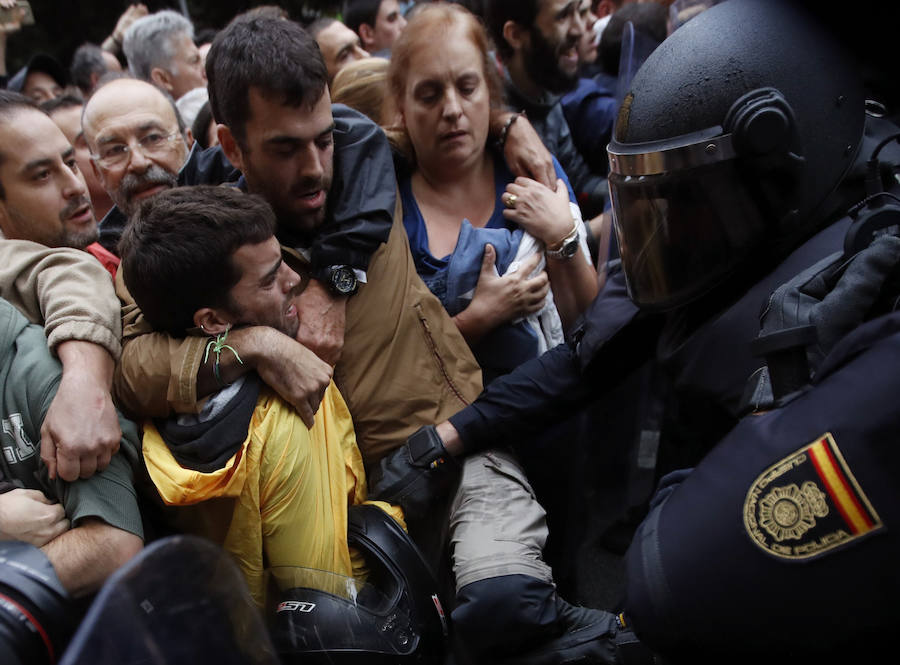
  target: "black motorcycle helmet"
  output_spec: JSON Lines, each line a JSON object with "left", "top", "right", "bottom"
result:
{"left": 607, "top": 0, "right": 865, "bottom": 310}
{"left": 269, "top": 504, "right": 448, "bottom": 664}
{"left": 0, "top": 541, "right": 75, "bottom": 665}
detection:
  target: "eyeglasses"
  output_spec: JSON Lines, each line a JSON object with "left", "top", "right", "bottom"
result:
{"left": 91, "top": 131, "right": 182, "bottom": 169}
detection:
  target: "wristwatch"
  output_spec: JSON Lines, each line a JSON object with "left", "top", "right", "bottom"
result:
{"left": 322, "top": 265, "right": 359, "bottom": 296}
{"left": 545, "top": 223, "right": 580, "bottom": 260}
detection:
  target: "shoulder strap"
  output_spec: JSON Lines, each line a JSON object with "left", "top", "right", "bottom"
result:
{"left": 742, "top": 228, "right": 900, "bottom": 412}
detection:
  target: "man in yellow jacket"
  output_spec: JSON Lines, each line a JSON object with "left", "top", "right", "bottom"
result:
{"left": 117, "top": 184, "right": 402, "bottom": 606}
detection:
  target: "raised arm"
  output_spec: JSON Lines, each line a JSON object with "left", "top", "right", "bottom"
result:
{"left": 0, "top": 0, "right": 24, "bottom": 83}
{"left": 101, "top": 3, "right": 148, "bottom": 57}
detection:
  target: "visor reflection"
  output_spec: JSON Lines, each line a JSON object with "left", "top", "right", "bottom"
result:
{"left": 610, "top": 162, "right": 767, "bottom": 310}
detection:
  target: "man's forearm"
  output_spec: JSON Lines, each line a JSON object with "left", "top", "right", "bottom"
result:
{"left": 41, "top": 519, "right": 142, "bottom": 597}
{"left": 57, "top": 339, "right": 114, "bottom": 388}
{"left": 446, "top": 342, "right": 592, "bottom": 453}
{"left": 489, "top": 107, "right": 515, "bottom": 138}
{"left": 195, "top": 325, "right": 273, "bottom": 397}
{"left": 44, "top": 339, "right": 122, "bottom": 480}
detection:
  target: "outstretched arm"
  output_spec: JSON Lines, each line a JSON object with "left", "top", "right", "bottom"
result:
{"left": 368, "top": 278, "right": 660, "bottom": 516}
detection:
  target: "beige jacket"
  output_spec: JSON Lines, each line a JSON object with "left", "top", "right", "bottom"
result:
{"left": 0, "top": 239, "right": 121, "bottom": 359}
{"left": 114, "top": 208, "right": 484, "bottom": 466}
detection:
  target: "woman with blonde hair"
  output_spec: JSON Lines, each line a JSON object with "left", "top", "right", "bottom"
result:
{"left": 330, "top": 56, "right": 390, "bottom": 124}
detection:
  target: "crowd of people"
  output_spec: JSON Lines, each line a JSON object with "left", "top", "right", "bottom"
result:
{"left": 0, "top": 0, "right": 897, "bottom": 664}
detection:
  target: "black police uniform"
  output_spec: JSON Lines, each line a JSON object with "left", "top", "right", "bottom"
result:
{"left": 371, "top": 2, "right": 900, "bottom": 662}
{"left": 625, "top": 303, "right": 900, "bottom": 663}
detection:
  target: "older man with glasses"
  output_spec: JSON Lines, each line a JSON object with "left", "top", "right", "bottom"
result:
{"left": 82, "top": 77, "right": 215, "bottom": 255}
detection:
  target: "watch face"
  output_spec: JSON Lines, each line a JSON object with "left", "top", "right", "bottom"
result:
{"left": 331, "top": 267, "right": 358, "bottom": 294}
{"left": 561, "top": 238, "right": 579, "bottom": 258}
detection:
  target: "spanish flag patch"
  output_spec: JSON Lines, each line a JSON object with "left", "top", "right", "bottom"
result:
{"left": 743, "top": 433, "right": 882, "bottom": 560}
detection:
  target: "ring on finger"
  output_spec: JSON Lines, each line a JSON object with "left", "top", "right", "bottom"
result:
{"left": 505, "top": 193, "right": 518, "bottom": 209}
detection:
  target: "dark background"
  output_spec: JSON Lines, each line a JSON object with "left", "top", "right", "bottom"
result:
{"left": 5, "top": 0, "right": 899, "bottom": 108}
{"left": 4, "top": 0, "right": 344, "bottom": 75}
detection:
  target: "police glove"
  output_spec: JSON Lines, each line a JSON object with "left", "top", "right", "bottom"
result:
{"left": 367, "top": 425, "right": 459, "bottom": 523}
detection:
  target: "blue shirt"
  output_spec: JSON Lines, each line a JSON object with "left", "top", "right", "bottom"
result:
{"left": 400, "top": 152, "right": 575, "bottom": 382}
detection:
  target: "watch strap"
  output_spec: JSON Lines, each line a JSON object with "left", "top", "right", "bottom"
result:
{"left": 546, "top": 221, "right": 580, "bottom": 260}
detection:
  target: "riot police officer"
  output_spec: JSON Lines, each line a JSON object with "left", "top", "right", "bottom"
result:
{"left": 370, "top": 0, "right": 900, "bottom": 662}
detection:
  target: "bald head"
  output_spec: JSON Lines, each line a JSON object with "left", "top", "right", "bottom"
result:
{"left": 83, "top": 78, "right": 189, "bottom": 218}
{"left": 83, "top": 78, "right": 185, "bottom": 147}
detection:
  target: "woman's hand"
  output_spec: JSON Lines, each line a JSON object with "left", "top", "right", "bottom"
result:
{"left": 502, "top": 177, "right": 574, "bottom": 246}
{"left": 453, "top": 245, "right": 549, "bottom": 344}
{"left": 503, "top": 179, "right": 600, "bottom": 331}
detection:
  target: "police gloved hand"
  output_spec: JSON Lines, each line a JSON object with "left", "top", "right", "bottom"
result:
{"left": 367, "top": 425, "right": 459, "bottom": 523}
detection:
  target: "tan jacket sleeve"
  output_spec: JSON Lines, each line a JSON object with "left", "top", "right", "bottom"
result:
{"left": 0, "top": 240, "right": 121, "bottom": 359}
{"left": 113, "top": 269, "right": 207, "bottom": 418}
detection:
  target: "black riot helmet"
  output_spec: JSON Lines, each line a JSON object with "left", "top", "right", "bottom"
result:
{"left": 269, "top": 504, "right": 449, "bottom": 664}
{"left": 607, "top": 0, "right": 865, "bottom": 311}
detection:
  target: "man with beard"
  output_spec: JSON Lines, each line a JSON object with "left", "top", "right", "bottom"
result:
{"left": 485, "top": 0, "right": 609, "bottom": 227}
{"left": 0, "top": 92, "right": 99, "bottom": 252}
{"left": 83, "top": 13, "right": 555, "bottom": 438}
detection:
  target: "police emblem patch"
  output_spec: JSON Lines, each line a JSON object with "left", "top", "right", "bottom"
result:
{"left": 743, "top": 433, "right": 882, "bottom": 560}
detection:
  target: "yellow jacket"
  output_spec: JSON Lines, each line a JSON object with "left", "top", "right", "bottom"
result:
{"left": 142, "top": 381, "right": 404, "bottom": 606}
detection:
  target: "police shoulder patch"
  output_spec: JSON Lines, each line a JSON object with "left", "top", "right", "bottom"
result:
{"left": 743, "top": 432, "right": 882, "bottom": 560}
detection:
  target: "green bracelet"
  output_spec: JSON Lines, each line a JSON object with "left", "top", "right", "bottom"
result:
{"left": 203, "top": 328, "right": 243, "bottom": 388}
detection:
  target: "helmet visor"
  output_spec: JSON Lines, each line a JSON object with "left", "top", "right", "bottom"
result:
{"left": 608, "top": 134, "right": 769, "bottom": 310}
